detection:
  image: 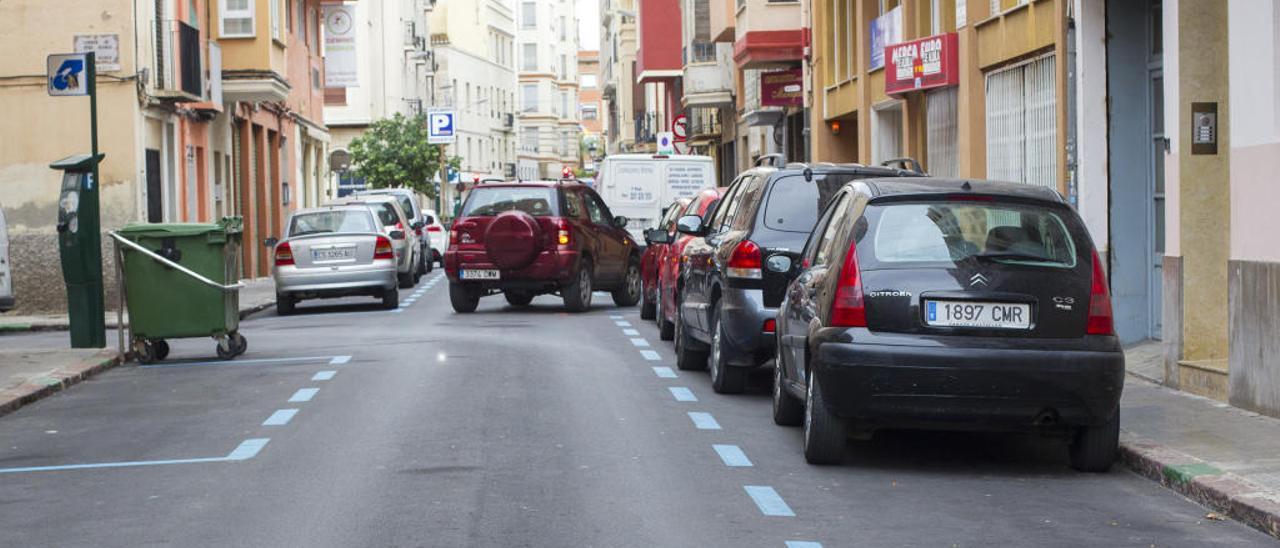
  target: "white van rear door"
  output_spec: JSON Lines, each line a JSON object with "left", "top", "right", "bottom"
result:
{"left": 664, "top": 160, "right": 715, "bottom": 202}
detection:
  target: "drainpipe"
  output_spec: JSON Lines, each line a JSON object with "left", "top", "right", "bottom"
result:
{"left": 1065, "top": 2, "right": 1079, "bottom": 207}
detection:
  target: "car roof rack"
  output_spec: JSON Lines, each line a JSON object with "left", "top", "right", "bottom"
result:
{"left": 754, "top": 153, "right": 785, "bottom": 168}
{"left": 879, "top": 157, "right": 926, "bottom": 174}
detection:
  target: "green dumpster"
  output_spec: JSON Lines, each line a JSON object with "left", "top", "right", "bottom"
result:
{"left": 114, "top": 217, "right": 246, "bottom": 363}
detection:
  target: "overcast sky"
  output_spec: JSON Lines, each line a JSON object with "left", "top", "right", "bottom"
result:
{"left": 578, "top": 0, "right": 599, "bottom": 51}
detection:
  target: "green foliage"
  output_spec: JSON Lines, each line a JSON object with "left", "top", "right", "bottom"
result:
{"left": 348, "top": 113, "right": 446, "bottom": 200}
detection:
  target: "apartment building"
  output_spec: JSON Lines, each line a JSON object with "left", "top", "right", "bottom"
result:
{"left": 0, "top": 0, "right": 329, "bottom": 311}
{"left": 429, "top": 0, "right": 519, "bottom": 211}
{"left": 578, "top": 50, "right": 604, "bottom": 169}
{"left": 516, "top": 0, "right": 581, "bottom": 180}
{"left": 680, "top": 0, "right": 736, "bottom": 183}
{"left": 599, "top": 0, "right": 639, "bottom": 155}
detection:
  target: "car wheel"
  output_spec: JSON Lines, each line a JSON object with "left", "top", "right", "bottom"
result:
{"left": 276, "top": 293, "right": 296, "bottom": 316}
{"left": 424, "top": 252, "right": 434, "bottom": 273}
{"left": 505, "top": 291, "right": 535, "bottom": 307}
{"left": 674, "top": 301, "right": 708, "bottom": 371}
{"left": 803, "top": 371, "right": 846, "bottom": 465}
{"left": 612, "top": 260, "right": 642, "bottom": 307}
{"left": 657, "top": 292, "right": 675, "bottom": 341}
{"left": 382, "top": 286, "right": 400, "bottom": 310}
{"left": 398, "top": 270, "right": 414, "bottom": 289}
{"left": 448, "top": 283, "right": 479, "bottom": 313}
{"left": 773, "top": 352, "right": 803, "bottom": 426}
{"left": 709, "top": 310, "right": 747, "bottom": 394}
{"left": 1069, "top": 408, "right": 1120, "bottom": 473}
{"left": 640, "top": 290, "right": 657, "bottom": 320}
{"left": 563, "top": 264, "right": 593, "bottom": 312}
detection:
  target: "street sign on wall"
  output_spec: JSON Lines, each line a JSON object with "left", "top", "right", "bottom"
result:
{"left": 885, "top": 33, "right": 959, "bottom": 95}
{"left": 73, "top": 35, "right": 121, "bottom": 72}
{"left": 760, "top": 69, "right": 803, "bottom": 108}
{"left": 427, "top": 110, "right": 457, "bottom": 144}
{"left": 47, "top": 53, "right": 90, "bottom": 97}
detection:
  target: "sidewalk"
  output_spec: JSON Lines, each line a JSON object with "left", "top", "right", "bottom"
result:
{"left": 1120, "top": 341, "right": 1280, "bottom": 538}
{"left": 0, "top": 278, "right": 276, "bottom": 333}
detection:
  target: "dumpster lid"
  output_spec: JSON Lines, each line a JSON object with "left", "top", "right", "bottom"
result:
{"left": 117, "top": 222, "right": 225, "bottom": 237}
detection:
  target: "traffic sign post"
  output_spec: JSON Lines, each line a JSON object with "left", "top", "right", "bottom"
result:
{"left": 48, "top": 52, "right": 106, "bottom": 348}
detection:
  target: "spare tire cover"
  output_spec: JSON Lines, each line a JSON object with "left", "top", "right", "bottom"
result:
{"left": 484, "top": 211, "right": 543, "bottom": 270}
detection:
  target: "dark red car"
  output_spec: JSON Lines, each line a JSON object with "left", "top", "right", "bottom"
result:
{"left": 639, "top": 198, "right": 691, "bottom": 321}
{"left": 649, "top": 188, "right": 722, "bottom": 341}
{"left": 444, "top": 180, "right": 642, "bottom": 313}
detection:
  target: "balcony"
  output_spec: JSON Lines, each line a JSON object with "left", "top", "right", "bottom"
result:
{"left": 740, "top": 68, "right": 784, "bottom": 127}
{"left": 688, "top": 107, "right": 722, "bottom": 139}
{"left": 501, "top": 113, "right": 515, "bottom": 131}
{"left": 152, "top": 19, "right": 203, "bottom": 101}
{"left": 709, "top": 0, "right": 736, "bottom": 43}
{"left": 732, "top": 0, "right": 804, "bottom": 69}
{"left": 683, "top": 42, "right": 733, "bottom": 108}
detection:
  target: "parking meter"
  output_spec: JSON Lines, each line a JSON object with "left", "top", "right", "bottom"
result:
{"left": 51, "top": 154, "right": 106, "bottom": 348}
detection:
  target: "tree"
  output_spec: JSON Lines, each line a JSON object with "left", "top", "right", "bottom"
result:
{"left": 348, "top": 113, "right": 448, "bottom": 201}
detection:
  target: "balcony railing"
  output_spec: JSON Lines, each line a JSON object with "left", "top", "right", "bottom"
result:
{"left": 154, "top": 19, "right": 202, "bottom": 100}
{"left": 685, "top": 42, "right": 717, "bottom": 65}
{"left": 688, "top": 108, "right": 722, "bottom": 137}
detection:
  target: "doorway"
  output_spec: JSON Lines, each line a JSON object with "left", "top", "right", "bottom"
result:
{"left": 1106, "top": 0, "right": 1164, "bottom": 343}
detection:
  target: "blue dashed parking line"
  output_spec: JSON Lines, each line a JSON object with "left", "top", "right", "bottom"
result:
{"left": 688, "top": 412, "right": 721, "bottom": 430}
{"left": 630, "top": 338, "right": 650, "bottom": 347}
{"left": 785, "top": 542, "right": 823, "bottom": 548}
{"left": 311, "top": 371, "right": 336, "bottom": 381}
{"left": 615, "top": 320, "right": 631, "bottom": 327}
{"left": 622, "top": 328, "right": 640, "bottom": 336}
{"left": 329, "top": 355, "right": 351, "bottom": 365}
{"left": 744, "top": 486, "right": 795, "bottom": 517}
{"left": 713, "top": 444, "right": 753, "bottom": 467}
{"left": 668, "top": 387, "right": 697, "bottom": 402}
{"left": 288, "top": 388, "right": 319, "bottom": 403}
{"left": 609, "top": 315, "right": 623, "bottom": 319}
{"left": 653, "top": 366, "right": 677, "bottom": 378}
{"left": 262, "top": 409, "right": 299, "bottom": 426}
{"left": 0, "top": 438, "right": 271, "bottom": 474}
{"left": 640, "top": 350, "right": 662, "bottom": 361}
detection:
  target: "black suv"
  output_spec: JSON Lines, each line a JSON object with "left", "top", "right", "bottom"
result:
{"left": 672, "top": 161, "right": 918, "bottom": 393}
{"left": 444, "top": 180, "right": 642, "bottom": 312}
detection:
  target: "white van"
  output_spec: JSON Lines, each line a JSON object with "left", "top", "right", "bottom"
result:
{"left": 0, "top": 207, "right": 12, "bottom": 312}
{"left": 596, "top": 154, "right": 717, "bottom": 242}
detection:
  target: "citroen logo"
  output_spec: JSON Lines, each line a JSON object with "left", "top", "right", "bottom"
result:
{"left": 969, "top": 273, "right": 990, "bottom": 287}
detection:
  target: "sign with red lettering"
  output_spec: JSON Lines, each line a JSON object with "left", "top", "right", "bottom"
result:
{"left": 885, "top": 32, "right": 959, "bottom": 95}
{"left": 760, "top": 68, "right": 803, "bottom": 108}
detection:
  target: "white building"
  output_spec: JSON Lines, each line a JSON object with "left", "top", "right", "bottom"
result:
{"left": 517, "top": 0, "right": 581, "bottom": 180}
{"left": 429, "top": 0, "right": 519, "bottom": 211}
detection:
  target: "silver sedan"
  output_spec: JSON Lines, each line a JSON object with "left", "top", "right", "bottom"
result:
{"left": 271, "top": 205, "right": 400, "bottom": 315}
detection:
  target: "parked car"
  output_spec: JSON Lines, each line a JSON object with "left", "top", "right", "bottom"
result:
{"left": 674, "top": 162, "right": 918, "bottom": 393}
{"left": 271, "top": 205, "right": 400, "bottom": 315}
{"left": 336, "top": 195, "right": 422, "bottom": 288}
{"left": 773, "top": 177, "right": 1124, "bottom": 472}
{"left": 422, "top": 208, "right": 447, "bottom": 265}
{"left": 444, "top": 180, "right": 641, "bottom": 313}
{"left": 0, "top": 207, "right": 12, "bottom": 312}
{"left": 354, "top": 188, "right": 432, "bottom": 274}
{"left": 596, "top": 153, "right": 717, "bottom": 242}
{"left": 639, "top": 197, "right": 690, "bottom": 320}
{"left": 651, "top": 188, "right": 722, "bottom": 340}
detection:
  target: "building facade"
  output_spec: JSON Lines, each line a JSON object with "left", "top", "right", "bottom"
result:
{"left": 599, "top": 0, "right": 639, "bottom": 155}
{"left": 578, "top": 50, "right": 604, "bottom": 170}
{"left": 429, "top": 0, "right": 519, "bottom": 212}
{"left": 680, "top": 0, "right": 737, "bottom": 183}
{"left": 516, "top": 0, "right": 581, "bottom": 180}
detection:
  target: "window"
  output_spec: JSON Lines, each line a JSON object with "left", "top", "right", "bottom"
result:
{"left": 581, "top": 104, "right": 598, "bottom": 120}
{"left": 985, "top": 55, "right": 1057, "bottom": 187}
{"left": 581, "top": 74, "right": 598, "bottom": 88}
{"left": 563, "top": 190, "right": 586, "bottom": 218}
{"left": 270, "top": 0, "right": 283, "bottom": 41}
{"left": 521, "top": 2, "right": 536, "bottom": 29}
{"left": 521, "top": 127, "right": 538, "bottom": 150}
{"left": 813, "top": 194, "right": 852, "bottom": 267}
{"left": 763, "top": 173, "right": 862, "bottom": 234}
{"left": 462, "top": 187, "right": 560, "bottom": 217}
{"left": 926, "top": 87, "right": 959, "bottom": 177}
{"left": 866, "top": 202, "right": 1078, "bottom": 269}
{"left": 584, "top": 193, "right": 608, "bottom": 224}
{"left": 289, "top": 210, "right": 378, "bottom": 236}
{"left": 522, "top": 43, "right": 537, "bottom": 71}
{"left": 560, "top": 16, "right": 567, "bottom": 40}
{"left": 220, "top": 0, "right": 255, "bottom": 38}
{"left": 521, "top": 84, "right": 537, "bottom": 112}
{"left": 872, "top": 102, "right": 904, "bottom": 165}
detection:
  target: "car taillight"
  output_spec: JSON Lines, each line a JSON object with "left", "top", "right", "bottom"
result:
{"left": 415, "top": 227, "right": 423, "bottom": 237}
{"left": 830, "top": 240, "right": 866, "bottom": 327}
{"left": 556, "top": 219, "right": 572, "bottom": 246}
{"left": 762, "top": 318, "right": 776, "bottom": 333}
{"left": 726, "top": 240, "right": 762, "bottom": 279}
{"left": 274, "top": 242, "right": 294, "bottom": 266}
{"left": 374, "top": 236, "right": 395, "bottom": 260}
{"left": 1087, "top": 249, "right": 1115, "bottom": 335}
{"left": 427, "top": 225, "right": 443, "bottom": 233}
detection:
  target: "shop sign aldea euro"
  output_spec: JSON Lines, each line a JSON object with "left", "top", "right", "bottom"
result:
{"left": 885, "top": 33, "right": 960, "bottom": 95}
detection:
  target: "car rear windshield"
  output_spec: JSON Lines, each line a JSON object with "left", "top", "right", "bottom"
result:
{"left": 374, "top": 203, "right": 400, "bottom": 226}
{"left": 396, "top": 196, "right": 415, "bottom": 218}
{"left": 763, "top": 173, "right": 869, "bottom": 233}
{"left": 289, "top": 210, "right": 377, "bottom": 236}
{"left": 867, "top": 201, "right": 1078, "bottom": 268}
{"left": 462, "top": 187, "right": 559, "bottom": 217}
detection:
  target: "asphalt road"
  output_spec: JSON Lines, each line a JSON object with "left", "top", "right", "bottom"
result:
{"left": 0, "top": 273, "right": 1274, "bottom": 547}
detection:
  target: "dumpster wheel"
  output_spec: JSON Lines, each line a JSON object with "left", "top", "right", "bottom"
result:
{"left": 216, "top": 332, "right": 247, "bottom": 360}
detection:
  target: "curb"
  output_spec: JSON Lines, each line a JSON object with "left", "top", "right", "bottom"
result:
{"left": 1120, "top": 431, "right": 1280, "bottom": 538}
{"left": 0, "top": 350, "right": 122, "bottom": 419}
{"left": 0, "top": 301, "right": 274, "bottom": 335}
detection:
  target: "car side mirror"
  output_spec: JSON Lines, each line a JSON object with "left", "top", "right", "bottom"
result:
{"left": 263, "top": 237, "right": 278, "bottom": 248}
{"left": 613, "top": 215, "right": 628, "bottom": 228}
{"left": 389, "top": 230, "right": 406, "bottom": 240}
{"left": 676, "top": 215, "right": 704, "bottom": 236}
{"left": 412, "top": 221, "right": 424, "bottom": 230}
{"left": 644, "top": 228, "right": 672, "bottom": 245}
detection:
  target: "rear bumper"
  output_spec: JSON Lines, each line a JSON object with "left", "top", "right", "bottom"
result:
{"left": 813, "top": 331, "right": 1124, "bottom": 428}
{"left": 275, "top": 262, "right": 397, "bottom": 295}
{"left": 718, "top": 287, "right": 776, "bottom": 367}
{"left": 0, "top": 295, "right": 13, "bottom": 312}
{"left": 444, "top": 249, "right": 581, "bottom": 290}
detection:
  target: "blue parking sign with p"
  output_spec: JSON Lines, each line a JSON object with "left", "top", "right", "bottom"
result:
{"left": 48, "top": 53, "right": 90, "bottom": 97}
{"left": 427, "top": 111, "right": 456, "bottom": 144}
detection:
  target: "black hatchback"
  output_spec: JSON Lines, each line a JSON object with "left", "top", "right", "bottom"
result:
{"left": 773, "top": 178, "right": 1124, "bottom": 472}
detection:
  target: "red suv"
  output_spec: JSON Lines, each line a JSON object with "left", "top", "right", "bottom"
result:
{"left": 444, "top": 180, "right": 642, "bottom": 312}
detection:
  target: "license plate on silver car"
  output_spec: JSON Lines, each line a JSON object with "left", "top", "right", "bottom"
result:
{"left": 461, "top": 269, "right": 500, "bottom": 280}
{"left": 925, "top": 300, "right": 1031, "bottom": 329}
{"left": 312, "top": 247, "right": 355, "bottom": 261}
